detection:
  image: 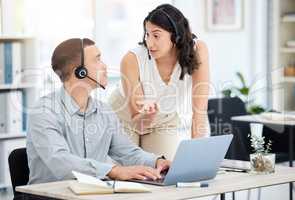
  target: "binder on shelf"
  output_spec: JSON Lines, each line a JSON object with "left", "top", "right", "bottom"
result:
{"left": 0, "top": 93, "right": 5, "bottom": 133}
{"left": 0, "top": 44, "right": 4, "bottom": 84}
{"left": 22, "top": 91, "right": 27, "bottom": 132}
{"left": 0, "top": 91, "right": 23, "bottom": 133}
{"left": 2, "top": 42, "right": 22, "bottom": 84}
{"left": 3, "top": 42, "right": 12, "bottom": 84}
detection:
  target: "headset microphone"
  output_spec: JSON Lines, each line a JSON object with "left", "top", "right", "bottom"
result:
{"left": 75, "top": 66, "right": 105, "bottom": 90}
{"left": 74, "top": 39, "right": 106, "bottom": 90}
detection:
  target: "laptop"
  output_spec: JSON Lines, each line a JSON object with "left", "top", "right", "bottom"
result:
{"left": 132, "top": 134, "right": 233, "bottom": 186}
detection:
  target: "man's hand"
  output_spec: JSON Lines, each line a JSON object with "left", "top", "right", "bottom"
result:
{"left": 107, "top": 165, "right": 162, "bottom": 181}
{"left": 156, "top": 158, "right": 171, "bottom": 174}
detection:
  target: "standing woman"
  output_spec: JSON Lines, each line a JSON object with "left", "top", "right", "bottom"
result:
{"left": 109, "top": 4, "right": 210, "bottom": 160}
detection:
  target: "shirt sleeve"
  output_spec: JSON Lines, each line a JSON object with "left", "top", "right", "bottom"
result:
{"left": 107, "top": 110, "right": 159, "bottom": 168}
{"left": 28, "top": 104, "right": 114, "bottom": 180}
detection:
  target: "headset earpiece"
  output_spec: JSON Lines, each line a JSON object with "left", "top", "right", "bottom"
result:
{"left": 75, "top": 66, "right": 87, "bottom": 79}
{"left": 74, "top": 39, "right": 106, "bottom": 89}
{"left": 74, "top": 39, "right": 87, "bottom": 79}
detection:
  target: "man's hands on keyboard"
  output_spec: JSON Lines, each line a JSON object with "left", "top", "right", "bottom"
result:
{"left": 156, "top": 158, "right": 171, "bottom": 175}
{"left": 108, "top": 165, "right": 162, "bottom": 181}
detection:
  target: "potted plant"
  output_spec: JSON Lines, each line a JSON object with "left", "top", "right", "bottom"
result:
{"left": 249, "top": 134, "right": 275, "bottom": 174}
{"left": 222, "top": 72, "right": 265, "bottom": 114}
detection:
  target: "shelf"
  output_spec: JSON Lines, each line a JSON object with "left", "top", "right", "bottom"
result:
{"left": 282, "top": 15, "right": 295, "bottom": 22}
{"left": 282, "top": 18, "right": 295, "bottom": 22}
{"left": 282, "top": 77, "right": 295, "bottom": 83}
{"left": 0, "top": 83, "right": 35, "bottom": 90}
{"left": 280, "top": 47, "right": 295, "bottom": 53}
{"left": 0, "top": 35, "right": 34, "bottom": 40}
{"left": 0, "top": 133, "right": 26, "bottom": 140}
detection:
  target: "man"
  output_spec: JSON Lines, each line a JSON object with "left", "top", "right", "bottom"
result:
{"left": 26, "top": 38, "right": 170, "bottom": 184}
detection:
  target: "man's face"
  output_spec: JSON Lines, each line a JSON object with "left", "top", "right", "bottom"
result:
{"left": 84, "top": 45, "right": 107, "bottom": 88}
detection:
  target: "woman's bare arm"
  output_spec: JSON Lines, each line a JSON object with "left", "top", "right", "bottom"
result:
{"left": 120, "top": 52, "right": 157, "bottom": 133}
{"left": 191, "top": 40, "right": 210, "bottom": 138}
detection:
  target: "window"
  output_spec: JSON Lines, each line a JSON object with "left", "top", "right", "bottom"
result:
{"left": 25, "top": 0, "right": 94, "bottom": 95}
{"left": 93, "top": 0, "right": 171, "bottom": 101}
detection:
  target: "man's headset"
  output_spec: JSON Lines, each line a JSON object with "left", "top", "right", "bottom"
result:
{"left": 74, "top": 39, "right": 105, "bottom": 90}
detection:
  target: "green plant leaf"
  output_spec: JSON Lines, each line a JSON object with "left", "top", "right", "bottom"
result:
{"left": 236, "top": 72, "right": 247, "bottom": 87}
{"left": 239, "top": 87, "right": 249, "bottom": 95}
{"left": 247, "top": 105, "right": 265, "bottom": 114}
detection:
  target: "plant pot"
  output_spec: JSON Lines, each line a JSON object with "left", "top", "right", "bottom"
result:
{"left": 250, "top": 153, "right": 275, "bottom": 174}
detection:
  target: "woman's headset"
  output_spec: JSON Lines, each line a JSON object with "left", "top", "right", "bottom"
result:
{"left": 156, "top": 8, "right": 181, "bottom": 44}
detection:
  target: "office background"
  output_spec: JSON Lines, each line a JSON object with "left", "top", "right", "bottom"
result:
{"left": 0, "top": 0, "right": 294, "bottom": 199}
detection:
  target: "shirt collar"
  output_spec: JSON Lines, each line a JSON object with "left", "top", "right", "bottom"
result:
{"left": 60, "top": 86, "right": 98, "bottom": 116}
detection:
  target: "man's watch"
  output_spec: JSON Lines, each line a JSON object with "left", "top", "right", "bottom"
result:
{"left": 158, "top": 155, "right": 166, "bottom": 160}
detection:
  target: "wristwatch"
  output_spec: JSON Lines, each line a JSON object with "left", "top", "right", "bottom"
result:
{"left": 158, "top": 155, "right": 166, "bottom": 160}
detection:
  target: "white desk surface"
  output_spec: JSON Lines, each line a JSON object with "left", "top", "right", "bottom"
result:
{"left": 16, "top": 164, "right": 295, "bottom": 200}
{"left": 231, "top": 115, "right": 295, "bottom": 126}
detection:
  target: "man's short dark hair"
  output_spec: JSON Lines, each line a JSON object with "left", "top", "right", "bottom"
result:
{"left": 51, "top": 38, "right": 95, "bottom": 82}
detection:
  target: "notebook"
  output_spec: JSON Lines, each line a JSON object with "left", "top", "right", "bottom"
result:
{"left": 69, "top": 171, "right": 150, "bottom": 195}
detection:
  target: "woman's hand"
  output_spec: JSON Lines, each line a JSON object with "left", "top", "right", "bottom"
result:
{"left": 136, "top": 100, "right": 158, "bottom": 115}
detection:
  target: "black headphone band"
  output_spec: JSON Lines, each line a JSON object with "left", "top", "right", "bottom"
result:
{"left": 81, "top": 38, "right": 84, "bottom": 67}
{"left": 74, "top": 38, "right": 87, "bottom": 79}
{"left": 155, "top": 9, "right": 180, "bottom": 43}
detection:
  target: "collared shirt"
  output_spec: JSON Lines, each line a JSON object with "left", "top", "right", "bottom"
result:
{"left": 26, "top": 86, "right": 158, "bottom": 184}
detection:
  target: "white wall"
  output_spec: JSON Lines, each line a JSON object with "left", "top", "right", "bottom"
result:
{"left": 174, "top": 0, "right": 269, "bottom": 107}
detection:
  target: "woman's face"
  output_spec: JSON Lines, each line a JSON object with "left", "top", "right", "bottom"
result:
{"left": 145, "top": 21, "right": 175, "bottom": 59}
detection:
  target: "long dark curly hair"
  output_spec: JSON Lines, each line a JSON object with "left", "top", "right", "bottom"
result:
{"left": 140, "top": 4, "right": 200, "bottom": 80}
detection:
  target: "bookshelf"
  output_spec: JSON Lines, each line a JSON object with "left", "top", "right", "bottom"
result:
{"left": 0, "top": 83, "right": 35, "bottom": 90}
{"left": 0, "top": 36, "right": 39, "bottom": 189}
{"left": 0, "top": 133, "right": 26, "bottom": 140}
{"left": 271, "top": 0, "right": 295, "bottom": 111}
{"left": 0, "top": 0, "right": 40, "bottom": 190}
{"left": 280, "top": 47, "right": 295, "bottom": 53}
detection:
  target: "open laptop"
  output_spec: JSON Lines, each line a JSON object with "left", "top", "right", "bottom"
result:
{"left": 132, "top": 134, "right": 233, "bottom": 186}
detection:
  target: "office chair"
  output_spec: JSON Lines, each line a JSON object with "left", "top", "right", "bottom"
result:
{"left": 208, "top": 97, "right": 251, "bottom": 161}
{"left": 8, "top": 148, "right": 30, "bottom": 200}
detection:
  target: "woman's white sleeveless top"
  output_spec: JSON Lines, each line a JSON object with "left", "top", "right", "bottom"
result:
{"left": 118, "top": 45, "right": 193, "bottom": 121}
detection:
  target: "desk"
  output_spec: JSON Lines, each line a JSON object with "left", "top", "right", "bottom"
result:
{"left": 16, "top": 165, "right": 295, "bottom": 200}
{"left": 231, "top": 114, "right": 295, "bottom": 200}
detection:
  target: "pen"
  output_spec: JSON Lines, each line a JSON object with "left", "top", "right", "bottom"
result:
{"left": 176, "top": 182, "right": 209, "bottom": 188}
{"left": 222, "top": 168, "right": 248, "bottom": 173}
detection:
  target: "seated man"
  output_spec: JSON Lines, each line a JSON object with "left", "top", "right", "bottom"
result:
{"left": 26, "top": 38, "right": 170, "bottom": 184}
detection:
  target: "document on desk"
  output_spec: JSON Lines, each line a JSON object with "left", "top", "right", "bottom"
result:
{"left": 69, "top": 171, "right": 151, "bottom": 195}
{"left": 220, "top": 159, "right": 250, "bottom": 171}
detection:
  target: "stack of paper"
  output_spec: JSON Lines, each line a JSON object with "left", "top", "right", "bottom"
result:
{"left": 69, "top": 171, "right": 151, "bottom": 195}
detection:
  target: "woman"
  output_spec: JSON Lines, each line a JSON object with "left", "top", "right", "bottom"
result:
{"left": 109, "top": 4, "right": 210, "bottom": 160}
